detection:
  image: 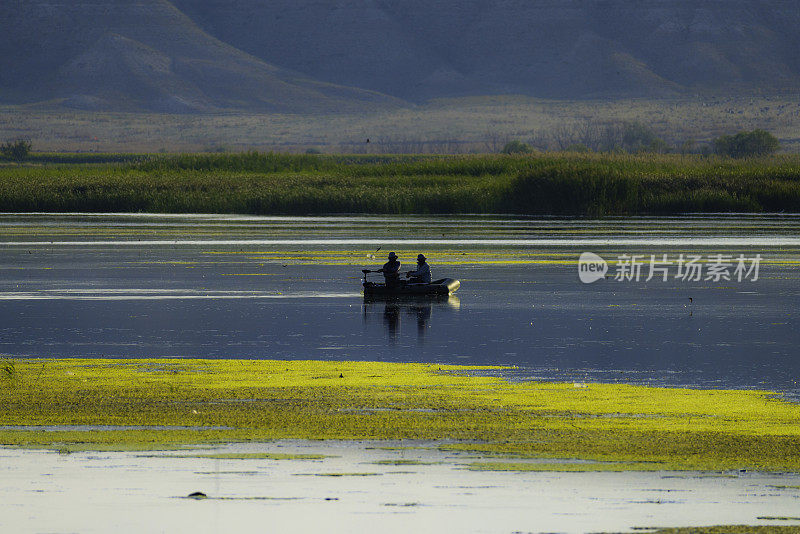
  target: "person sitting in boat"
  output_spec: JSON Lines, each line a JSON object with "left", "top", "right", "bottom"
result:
{"left": 406, "top": 254, "right": 431, "bottom": 284}
{"left": 379, "top": 252, "right": 401, "bottom": 287}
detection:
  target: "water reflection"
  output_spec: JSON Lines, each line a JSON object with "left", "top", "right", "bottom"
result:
{"left": 363, "top": 295, "right": 460, "bottom": 341}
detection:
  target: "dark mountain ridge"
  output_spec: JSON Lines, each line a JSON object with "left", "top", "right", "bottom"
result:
{"left": 2, "top": 0, "right": 799, "bottom": 112}
{"left": 0, "top": 0, "right": 399, "bottom": 112}
{"left": 174, "top": 0, "right": 800, "bottom": 100}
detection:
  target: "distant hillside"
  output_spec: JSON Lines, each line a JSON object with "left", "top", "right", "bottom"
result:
{"left": 2, "top": 0, "right": 799, "bottom": 113}
{"left": 175, "top": 0, "right": 800, "bottom": 101}
{"left": 0, "top": 0, "right": 400, "bottom": 113}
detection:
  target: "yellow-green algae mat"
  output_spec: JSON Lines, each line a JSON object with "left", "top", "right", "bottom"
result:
{"left": 627, "top": 528, "right": 800, "bottom": 534}
{"left": 1, "top": 358, "right": 800, "bottom": 472}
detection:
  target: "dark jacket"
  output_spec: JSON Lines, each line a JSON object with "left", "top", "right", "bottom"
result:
{"left": 380, "top": 259, "right": 401, "bottom": 285}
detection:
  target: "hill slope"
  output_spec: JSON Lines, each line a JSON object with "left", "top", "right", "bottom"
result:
{"left": 2, "top": 0, "right": 799, "bottom": 112}
{"left": 0, "top": 0, "right": 400, "bottom": 112}
{"left": 175, "top": 0, "right": 800, "bottom": 100}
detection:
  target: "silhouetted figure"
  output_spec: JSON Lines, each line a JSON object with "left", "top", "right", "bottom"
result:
{"left": 379, "top": 252, "right": 401, "bottom": 287}
{"left": 406, "top": 254, "right": 431, "bottom": 284}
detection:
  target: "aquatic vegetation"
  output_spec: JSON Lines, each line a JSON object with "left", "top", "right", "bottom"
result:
{"left": 175, "top": 453, "right": 329, "bottom": 460}
{"left": 468, "top": 461, "right": 666, "bottom": 472}
{"left": 2, "top": 152, "right": 800, "bottom": 215}
{"left": 2, "top": 359, "right": 800, "bottom": 472}
{"left": 632, "top": 527, "right": 800, "bottom": 534}
{"left": 203, "top": 248, "right": 800, "bottom": 268}
{"left": 205, "top": 249, "right": 580, "bottom": 267}
{"left": 311, "top": 472, "right": 382, "bottom": 477}
{"left": 371, "top": 459, "right": 440, "bottom": 466}
{"left": 369, "top": 446, "right": 433, "bottom": 451}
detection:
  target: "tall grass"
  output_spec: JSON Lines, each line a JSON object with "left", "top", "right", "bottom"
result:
{"left": 1, "top": 152, "right": 800, "bottom": 215}
{"left": 509, "top": 155, "right": 800, "bottom": 215}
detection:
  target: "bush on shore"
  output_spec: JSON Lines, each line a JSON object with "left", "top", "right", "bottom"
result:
{"left": 0, "top": 138, "right": 32, "bottom": 161}
{"left": 713, "top": 129, "right": 780, "bottom": 158}
{"left": 501, "top": 140, "right": 533, "bottom": 155}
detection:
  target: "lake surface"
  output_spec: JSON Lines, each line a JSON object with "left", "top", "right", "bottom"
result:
{"left": 1, "top": 213, "right": 799, "bottom": 395}
{"left": 4, "top": 442, "right": 800, "bottom": 534}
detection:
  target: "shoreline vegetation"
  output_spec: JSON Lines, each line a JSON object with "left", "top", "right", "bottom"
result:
{"left": 1, "top": 152, "right": 800, "bottom": 216}
{"left": 2, "top": 358, "right": 800, "bottom": 472}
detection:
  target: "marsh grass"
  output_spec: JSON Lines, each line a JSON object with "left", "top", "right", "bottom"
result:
{"left": 1, "top": 152, "right": 800, "bottom": 215}
{"left": 508, "top": 154, "right": 800, "bottom": 215}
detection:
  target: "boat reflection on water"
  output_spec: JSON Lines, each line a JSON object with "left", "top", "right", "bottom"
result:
{"left": 363, "top": 294, "right": 461, "bottom": 340}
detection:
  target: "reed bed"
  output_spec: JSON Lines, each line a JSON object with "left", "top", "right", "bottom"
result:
{"left": 1, "top": 152, "right": 799, "bottom": 215}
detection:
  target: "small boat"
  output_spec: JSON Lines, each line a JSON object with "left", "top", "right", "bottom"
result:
{"left": 363, "top": 278, "right": 460, "bottom": 297}
{"left": 361, "top": 269, "right": 460, "bottom": 297}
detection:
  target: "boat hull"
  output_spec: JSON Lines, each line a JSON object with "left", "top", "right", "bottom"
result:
{"left": 363, "top": 278, "right": 460, "bottom": 297}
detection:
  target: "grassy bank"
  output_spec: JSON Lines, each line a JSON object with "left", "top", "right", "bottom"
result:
{"left": 2, "top": 152, "right": 800, "bottom": 215}
{"left": 2, "top": 358, "right": 800, "bottom": 472}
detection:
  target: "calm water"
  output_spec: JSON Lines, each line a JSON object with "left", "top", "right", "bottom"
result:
{"left": 4, "top": 443, "right": 800, "bottom": 534}
{"left": 1, "top": 213, "right": 799, "bottom": 395}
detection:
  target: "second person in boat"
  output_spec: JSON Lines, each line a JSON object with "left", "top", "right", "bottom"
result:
{"left": 406, "top": 254, "right": 432, "bottom": 284}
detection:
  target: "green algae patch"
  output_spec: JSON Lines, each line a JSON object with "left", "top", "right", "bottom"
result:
{"left": 310, "top": 472, "right": 382, "bottom": 477}
{"left": 468, "top": 461, "right": 667, "bottom": 472}
{"left": 176, "top": 453, "right": 329, "bottom": 460}
{"left": 206, "top": 249, "right": 579, "bottom": 267}
{"left": 368, "top": 446, "right": 433, "bottom": 451}
{"left": 2, "top": 358, "right": 800, "bottom": 472}
{"left": 371, "top": 459, "right": 440, "bottom": 466}
{"left": 627, "top": 527, "right": 800, "bottom": 534}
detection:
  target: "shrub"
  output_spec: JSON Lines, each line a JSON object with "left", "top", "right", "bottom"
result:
{"left": 713, "top": 129, "right": 780, "bottom": 158}
{"left": 1, "top": 138, "right": 32, "bottom": 161}
{"left": 501, "top": 140, "right": 533, "bottom": 155}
